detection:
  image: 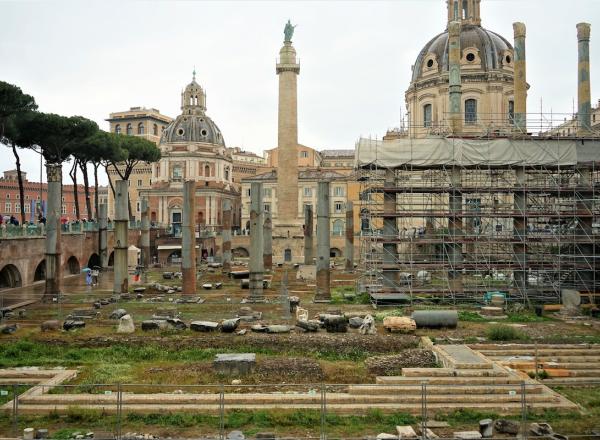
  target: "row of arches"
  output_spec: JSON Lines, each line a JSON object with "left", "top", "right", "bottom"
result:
{"left": 0, "top": 253, "right": 104, "bottom": 290}
{"left": 115, "top": 123, "right": 160, "bottom": 136}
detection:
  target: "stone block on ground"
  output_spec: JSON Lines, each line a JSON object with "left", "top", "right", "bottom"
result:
{"left": 214, "top": 353, "right": 256, "bottom": 376}
{"left": 0, "top": 323, "right": 18, "bottom": 334}
{"left": 41, "top": 320, "right": 60, "bottom": 332}
{"left": 530, "top": 423, "right": 554, "bottom": 437}
{"left": 227, "top": 431, "right": 245, "bottom": 440}
{"left": 383, "top": 316, "right": 416, "bottom": 333}
{"left": 255, "top": 432, "right": 276, "bottom": 440}
{"left": 396, "top": 425, "right": 418, "bottom": 439}
{"left": 322, "top": 314, "right": 348, "bottom": 333}
{"left": 109, "top": 308, "right": 127, "bottom": 320}
{"left": 296, "top": 320, "right": 319, "bottom": 332}
{"left": 479, "top": 419, "right": 493, "bottom": 438}
{"left": 221, "top": 318, "right": 241, "bottom": 333}
{"left": 376, "top": 434, "right": 397, "bottom": 440}
{"left": 166, "top": 318, "right": 187, "bottom": 330}
{"left": 494, "top": 420, "right": 520, "bottom": 435}
{"left": 141, "top": 320, "right": 168, "bottom": 331}
{"left": 24, "top": 428, "right": 34, "bottom": 440}
{"left": 63, "top": 320, "right": 85, "bottom": 331}
{"left": 117, "top": 314, "right": 135, "bottom": 334}
{"left": 191, "top": 321, "right": 220, "bottom": 332}
{"left": 348, "top": 317, "right": 364, "bottom": 328}
{"left": 266, "top": 325, "right": 291, "bottom": 334}
{"left": 453, "top": 432, "right": 482, "bottom": 440}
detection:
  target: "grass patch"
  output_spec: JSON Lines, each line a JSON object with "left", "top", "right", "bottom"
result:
{"left": 486, "top": 325, "right": 526, "bottom": 341}
{"left": 330, "top": 286, "right": 370, "bottom": 305}
{"left": 439, "top": 408, "right": 502, "bottom": 425}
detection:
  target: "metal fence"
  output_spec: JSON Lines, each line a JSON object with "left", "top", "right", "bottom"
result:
{"left": 3, "top": 380, "right": 600, "bottom": 440}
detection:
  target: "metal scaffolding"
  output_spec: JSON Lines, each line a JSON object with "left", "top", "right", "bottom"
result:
{"left": 357, "top": 132, "right": 600, "bottom": 307}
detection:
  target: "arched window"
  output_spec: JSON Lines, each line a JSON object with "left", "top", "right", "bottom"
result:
{"left": 115, "top": 124, "right": 121, "bottom": 135}
{"left": 508, "top": 100, "right": 515, "bottom": 125}
{"left": 153, "top": 124, "right": 158, "bottom": 136}
{"left": 332, "top": 219, "right": 344, "bottom": 236}
{"left": 423, "top": 104, "right": 432, "bottom": 128}
{"left": 138, "top": 123, "right": 144, "bottom": 135}
{"left": 126, "top": 123, "right": 132, "bottom": 135}
{"left": 465, "top": 99, "right": 477, "bottom": 124}
{"left": 205, "top": 165, "right": 210, "bottom": 177}
{"left": 225, "top": 168, "right": 229, "bottom": 180}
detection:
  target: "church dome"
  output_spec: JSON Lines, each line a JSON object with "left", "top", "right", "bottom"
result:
{"left": 160, "top": 74, "right": 226, "bottom": 146}
{"left": 411, "top": 24, "right": 513, "bottom": 83}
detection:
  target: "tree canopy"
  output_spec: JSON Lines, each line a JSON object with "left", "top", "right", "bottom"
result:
{"left": 0, "top": 81, "right": 37, "bottom": 140}
{"left": 111, "top": 134, "right": 161, "bottom": 181}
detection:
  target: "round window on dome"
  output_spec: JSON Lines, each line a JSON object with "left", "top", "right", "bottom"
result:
{"left": 426, "top": 59, "right": 434, "bottom": 68}
{"left": 505, "top": 55, "right": 512, "bottom": 64}
{"left": 201, "top": 129, "right": 208, "bottom": 136}
{"left": 177, "top": 128, "right": 185, "bottom": 136}
{"left": 466, "top": 53, "right": 476, "bottom": 62}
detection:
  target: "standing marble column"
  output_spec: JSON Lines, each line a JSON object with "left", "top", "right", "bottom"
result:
{"left": 98, "top": 203, "right": 108, "bottom": 269}
{"left": 222, "top": 199, "right": 232, "bottom": 273}
{"left": 140, "top": 198, "right": 150, "bottom": 269}
{"left": 249, "top": 182, "right": 264, "bottom": 299}
{"left": 44, "top": 163, "right": 63, "bottom": 298}
{"left": 513, "top": 22, "right": 527, "bottom": 133}
{"left": 577, "top": 23, "right": 592, "bottom": 135}
{"left": 345, "top": 201, "right": 354, "bottom": 272}
{"left": 182, "top": 180, "right": 197, "bottom": 295}
{"left": 304, "top": 205, "right": 314, "bottom": 264}
{"left": 113, "top": 180, "right": 129, "bottom": 295}
{"left": 315, "top": 181, "right": 331, "bottom": 301}
{"left": 448, "top": 20, "right": 463, "bottom": 135}
{"left": 263, "top": 212, "right": 273, "bottom": 271}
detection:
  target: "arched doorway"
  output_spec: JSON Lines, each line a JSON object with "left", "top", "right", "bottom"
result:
{"left": 107, "top": 251, "right": 114, "bottom": 267}
{"left": 232, "top": 247, "right": 249, "bottom": 258}
{"left": 284, "top": 249, "right": 292, "bottom": 262}
{"left": 168, "top": 251, "right": 182, "bottom": 264}
{"left": 330, "top": 248, "right": 342, "bottom": 258}
{"left": 0, "top": 264, "right": 22, "bottom": 289}
{"left": 66, "top": 256, "right": 80, "bottom": 274}
{"left": 87, "top": 253, "right": 101, "bottom": 268}
{"left": 33, "top": 260, "right": 46, "bottom": 282}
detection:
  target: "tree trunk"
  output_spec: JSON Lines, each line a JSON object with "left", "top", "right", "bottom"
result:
{"left": 79, "top": 161, "right": 92, "bottom": 220}
{"left": 11, "top": 142, "right": 27, "bottom": 225}
{"left": 69, "top": 160, "right": 80, "bottom": 220}
{"left": 104, "top": 164, "right": 115, "bottom": 197}
{"left": 93, "top": 163, "right": 100, "bottom": 220}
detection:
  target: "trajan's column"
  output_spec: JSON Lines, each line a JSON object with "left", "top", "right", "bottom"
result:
{"left": 276, "top": 20, "right": 301, "bottom": 232}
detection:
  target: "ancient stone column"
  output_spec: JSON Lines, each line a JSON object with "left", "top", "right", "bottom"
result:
{"left": 249, "top": 182, "right": 264, "bottom": 299}
{"left": 345, "top": 201, "right": 354, "bottom": 272}
{"left": 315, "top": 181, "right": 331, "bottom": 301}
{"left": 448, "top": 167, "right": 464, "bottom": 293}
{"left": 113, "top": 180, "right": 129, "bottom": 295}
{"left": 513, "top": 168, "right": 528, "bottom": 299}
{"left": 577, "top": 23, "right": 592, "bottom": 135}
{"left": 98, "top": 203, "right": 108, "bottom": 269}
{"left": 304, "top": 205, "right": 313, "bottom": 264}
{"left": 448, "top": 20, "right": 463, "bottom": 135}
{"left": 382, "top": 170, "right": 399, "bottom": 289}
{"left": 140, "top": 198, "right": 150, "bottom": 269}
{"left": 263, "top": 212, "right": 273, "bottom": 271}
{"left": 513, "top": 22, "right": 527, "bottom": 133}
{"left": 276, "top": 38, "right": 300, "bottom": 225}
{"left": 44, "top": 163, "right": 63, "bottom": 298}
{"left": 222, "top": 199, "right": 232, "bottom": 273}
{"left": 182, "top": 180, "right": 197, "bottom": 295}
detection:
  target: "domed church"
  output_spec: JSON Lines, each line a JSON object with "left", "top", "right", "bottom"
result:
{"left": 405, "top": 0, "right": 519, "bottom": 138}
{"left": 142, "top": 72, "right": 240, "bottom": 259}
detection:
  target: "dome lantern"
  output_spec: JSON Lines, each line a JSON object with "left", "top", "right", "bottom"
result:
{"left": 447, "top": 0, "right": 481, "bottom": 27}
{"left": 181, "top": 69, "right": 207, "bottom": 115}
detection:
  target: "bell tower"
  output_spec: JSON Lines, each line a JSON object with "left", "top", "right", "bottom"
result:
{"left": 447, "top": 0, "right": 481, "bottom": 27}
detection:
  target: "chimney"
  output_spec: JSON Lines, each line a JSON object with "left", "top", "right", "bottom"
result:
{"left": 448, "top": 20, "right": 462, "bottom": 135}
{"left": 577, "top": 23, "right": 592, "bottom": 135}
{"left": 513, "top": 22, "right": 527, "bottom": 134}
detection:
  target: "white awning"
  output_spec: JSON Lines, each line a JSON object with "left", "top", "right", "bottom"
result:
{"left": 157, "top": 245, "right": 199, "bottom": 250}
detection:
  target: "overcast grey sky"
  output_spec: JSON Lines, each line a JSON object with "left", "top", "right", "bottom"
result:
{"left": 1, "top": 0, "right": 598, "bottom": 185}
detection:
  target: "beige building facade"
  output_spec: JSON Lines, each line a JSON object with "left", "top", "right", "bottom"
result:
{"left": 105, "top": 107, "right": 173, "bottom": 220}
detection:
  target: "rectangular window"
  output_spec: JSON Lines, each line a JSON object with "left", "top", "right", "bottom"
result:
{"left": 334, "top": 202, "right": 344, "bottom": 213}
{"left": 5, "top": 202, "right": 11, "bottom": 213}
{"left": 508, "top": 100, "right": 515, "bottom": 125}
{"left": 300, "top": 151, "right": 308, "bottom": 158}
{"left": 423, "top": 104, "right": 432, "bottom": 128}
{"left": 24, "top": 204, "right": 30, "bottom": 213}
{"left": 465, "top": 99, "right": 477, "bottom": 124}
{"left": 137, "top": 179, "right": 143, "bottom": 187}
{"left": 303, "top": 187, "right": 312, "bottom": 197}
{"left": 62, "top": 205, "right": 67, "bottom": 215}
{"left": 264, "top": 204, "right": 271, "bottom": 212}
{"left": 303, "top": 203, "right": 313, "bottom": 214}
{"left": 136, "top": 202, "right": 141, "bottom": 212}
{"left": 14, "top": 203, "right": 20, "bottom": 213}
{"left": 334, "top": 186, "right": 344, "bottom": 197}
{"left": 246, "top": 188, "right": 251, "bottom": 197}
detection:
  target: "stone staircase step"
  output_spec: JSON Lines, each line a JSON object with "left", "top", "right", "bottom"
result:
{"left": 476, "top": 349, "right": 600, "bottom": 357}
{"left": 434, "top": 345, "right": 493, "bottom": 370}
{"left": 485, "top": 356, "right": 600, "bottom": 363}
{"left": 401, "top": 368, "right": 508, "bottom": 378}
{"left": 376, "top": 376, "right": 528, "bottom": 385}
{"left": 9, "top": 400, "right": 578, "bottom": 416}
{"left": 347, "top": 385, "right": 545, "bottom": 395}
{"left": 469, "top": 344, "right": 600, "bottom": 350}
{"left": 17, "top": 392, "right": 561, "bottom": 406}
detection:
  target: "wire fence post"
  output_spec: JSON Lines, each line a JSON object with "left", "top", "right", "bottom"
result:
{"left": 520, "top": 381, "right": 528, "bottom": 440}
{"left": 219, "top": 384, "right": 225, "bottom": 440}
{"left": 116, "top": 383, "right": 122, "bottom": 440}
{"left": 320, "top": 383, "right": 327, "bottom": 440}
{"left": 12, "top": 383, "right": 18, "bottom": 438}
{"left": 421, "top": 382, "right": 428, "bottom": 440}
